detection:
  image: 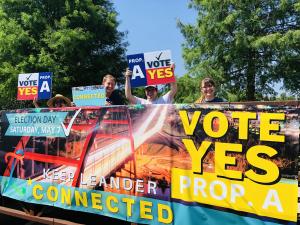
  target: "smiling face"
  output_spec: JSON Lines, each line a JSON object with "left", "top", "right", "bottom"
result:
{"left": 102, "top": 75, "right": 116, "bottom": 97}
{"left": 201, "top": 79, "right": 216, "bottom": 101}
{"left": 53, "top": 98, "right": 67, "bottom": 108}
{"left": 145, "top": 86, "right": 158, "bottom": 101}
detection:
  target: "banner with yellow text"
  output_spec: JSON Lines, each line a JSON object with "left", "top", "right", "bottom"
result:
{"left": 0, "top": 103, "right": 298, "bottom": 224}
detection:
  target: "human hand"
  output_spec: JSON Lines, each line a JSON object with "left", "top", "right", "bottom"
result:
{"left": 47, "top": 137, "right": 56, "bottom": 144}
{"left": 170, "top": 62, "right": 175, "bottom": 71}
{"left": 124, "top": 68, "right": 132, "bottom": 77}
{"left": 105, "top": 101, "right": 111, "bottom": 105}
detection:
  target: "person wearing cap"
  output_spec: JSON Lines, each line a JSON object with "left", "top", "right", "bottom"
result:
{"left": 102, "top": 74, "right": 125, "bottom": 105}
{"left": 124, "top": 65, "right": 177, "bottom": 104}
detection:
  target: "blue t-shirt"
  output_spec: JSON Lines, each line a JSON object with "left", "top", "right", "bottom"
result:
{"left": 203, "top": 97, "right": 225, "bottom": 103}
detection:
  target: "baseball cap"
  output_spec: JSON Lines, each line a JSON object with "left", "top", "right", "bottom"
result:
{"left": 145, "top": 85, "right": 157, "bottom": 89}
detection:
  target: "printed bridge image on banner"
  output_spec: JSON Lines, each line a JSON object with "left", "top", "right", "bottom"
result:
{"left": 0, "top": 103, "right": 298, "bottom": 225}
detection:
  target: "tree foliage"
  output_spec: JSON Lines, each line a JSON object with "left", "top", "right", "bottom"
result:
{"left": 0, "top": 0, "right": 127, "bottom": 109}
{"left": 174, "top": 74, "right": 200, "bottom": 103}
{"left": 179, "top": 0, "right": 300, "bottom": 101}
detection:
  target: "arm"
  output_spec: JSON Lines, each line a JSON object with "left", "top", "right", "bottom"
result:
{"left": 168, "top": 63, "right": 177, "bottom": 99}
{"left": 168, "top": 81, "right": 177, "bottom": 99}
{"left": 124, "top": 68, "right": 137, "bottom": 104}
{"left": 33, "top": 97, "right": 39, "bottom": 108}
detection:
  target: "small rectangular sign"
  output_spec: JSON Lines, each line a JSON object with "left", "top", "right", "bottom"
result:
{"left": 17, "top": 72, "right": 52, "bottom": 100}
{"left": 72, "top": 85, "right": 106, "bottom": 106}
{"left": 127, "top": 50, "right": 176, "bottom": 87}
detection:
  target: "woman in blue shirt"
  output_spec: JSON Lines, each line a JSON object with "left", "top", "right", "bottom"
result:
{"left": 195, "top": 77, "right": 225, "bottom": 103}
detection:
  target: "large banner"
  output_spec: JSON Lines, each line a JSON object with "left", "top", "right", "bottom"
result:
{"left": 0, "top": 103, "right": 298, "bottom": 224}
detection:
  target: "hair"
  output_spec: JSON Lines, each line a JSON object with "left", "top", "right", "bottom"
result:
{"left": 102, "top": 74, "right": 116, "bottom": 84}
{"left": 195, "top": 77, "right": 216, "bottom": 103}
{"left": 200, "top": 77, "right": 216, "bottom": 89}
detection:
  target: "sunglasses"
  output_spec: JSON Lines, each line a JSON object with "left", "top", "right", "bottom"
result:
{"left": 54, "top": 99, "right": 66, "bottom": 105}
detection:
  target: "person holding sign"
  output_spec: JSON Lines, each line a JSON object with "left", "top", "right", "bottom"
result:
{"left": 33, "top": 94, "right": 72, "bottom": 108}
{"left": 102, "top": 74, "right": 125, "bottom": 105}
{"left": 124, "top": 64, "right": 177, "bottom": 104}
{"left": 194, "top": 77, "right": 225, "bottom": 103}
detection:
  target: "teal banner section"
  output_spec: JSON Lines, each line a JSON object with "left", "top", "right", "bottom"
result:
{"left": 171, "top": 203, "right": 290, "bottom": 225}
{"left": 5, "top": 112, "right": 68, "bottom": 137}
{"left": 0, "top": 176, "right": 290, "bottom": 225}
{"left": 0, "top": 176, "right": 173, "bottom": 225}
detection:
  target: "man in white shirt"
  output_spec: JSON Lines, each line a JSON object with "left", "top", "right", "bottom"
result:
{"left": 124, "top": 65, "right": 177, "bottom": 104}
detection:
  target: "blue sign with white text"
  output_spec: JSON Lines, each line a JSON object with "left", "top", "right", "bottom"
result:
{"left": 127, "top": 53, "right": 147, "bottom": 87}
{"left": 38, "top": 72, "right": 52, "bottom": 100}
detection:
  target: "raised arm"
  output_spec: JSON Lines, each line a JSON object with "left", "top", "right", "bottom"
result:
{"left": 124, "top": 68, "right": 137, "bottom": 104}
{"left": 169, "top": 81, "right": 177, "bottom": 99}
{"left": 168, "top": 63, "right": 177, "bottom": 99}
{"left": 33, "top": 97, "right": 39, "bottom": 108}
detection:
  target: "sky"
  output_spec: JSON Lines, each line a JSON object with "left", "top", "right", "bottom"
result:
{"left": 111, "top": 0, "right": 285, "bottom": 95}
{"left": 111, "top": 0, "right": 197, "bottom": 77}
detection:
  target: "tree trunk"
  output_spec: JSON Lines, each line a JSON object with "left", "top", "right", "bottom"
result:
{"left": 246, "top": 54, "right": 256, "bottom": 101}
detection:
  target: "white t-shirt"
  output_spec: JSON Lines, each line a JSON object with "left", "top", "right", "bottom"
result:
{"left": 134, "top": 92, "right": 173, "bottom": 104}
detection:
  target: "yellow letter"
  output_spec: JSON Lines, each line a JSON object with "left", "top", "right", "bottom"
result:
{"left": 182, "top": 139, "right": 211, "bottom": 173}
{"left": 215, "top": 142, "right": 243, "bottom": 180}
{"left": 164, "top": 67, "right": 173, "bottom": 77}
{"left": 91, "top": 193, "right": 103, "bottom": 210}
{"left": 147, "top": 70, "right": 156, "bottom": 79}
{"left": 32, "top": 87, "right": 37, "bottom": 95}
{"left": 122, "top": 198, "right": 135, "bottom": 217}
{"left": 158, "top": 204, "right": 173, "bottom": 224}
{"left": 32, "top": 184, "right": 43, "bottom": 200}
{"left": 47, "top": 186, "right": 58, "bottom": 202}
{"left": 260, "top": 113, "right": 285, "bottom": 142}
{"left": 245, "top": 145, "right": 279, "bottom": 184}
{"left": 106, "top": 195, "right": 119, "bottom": 213}
{"left": 231, "top": 112, "right": 256, "bottom": 140}
{"left": 75, "top": 190, "right": 88, "bottom": 207}
{"left": 203, "top": 111, "right": 228, "bottom": 138}
{"left": 140, "top": 200, "right": 153, "bottom": 220}
{"left": 179, "top": 110, "right": 201, "bottom": 135}
{"left": 18, "top": 88, "right": 25, "bottom": 95}
{"left": 61, "top": 188, "right": 71, "bottom": 205}
{"left": 157, "top": 69, "right": 164, "bottom": 78}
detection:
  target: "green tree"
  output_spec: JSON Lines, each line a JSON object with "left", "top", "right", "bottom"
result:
{"left": 277, "top": 92, "right": 296, "bottom": 100}
{"left": 179, "top": 0, "right": 300, "bottom": 101}
{"left": 0, "top": 0, "right": 127, "bottom": 109}
{"left": 174, "top": 74, "right": 200, "bottom": 103}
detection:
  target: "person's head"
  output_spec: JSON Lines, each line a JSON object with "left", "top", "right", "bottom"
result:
{"left": 144, "top": 85, "right": 158, "bottom": 101}
{"left": 102, "top": 74, "right": 116, "bottom": 97}
{"left": 200, "top": 77, "right": 216, "bottom": 101}
{"left": 47, "top": 94, "right": 72, "bottom": 108}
